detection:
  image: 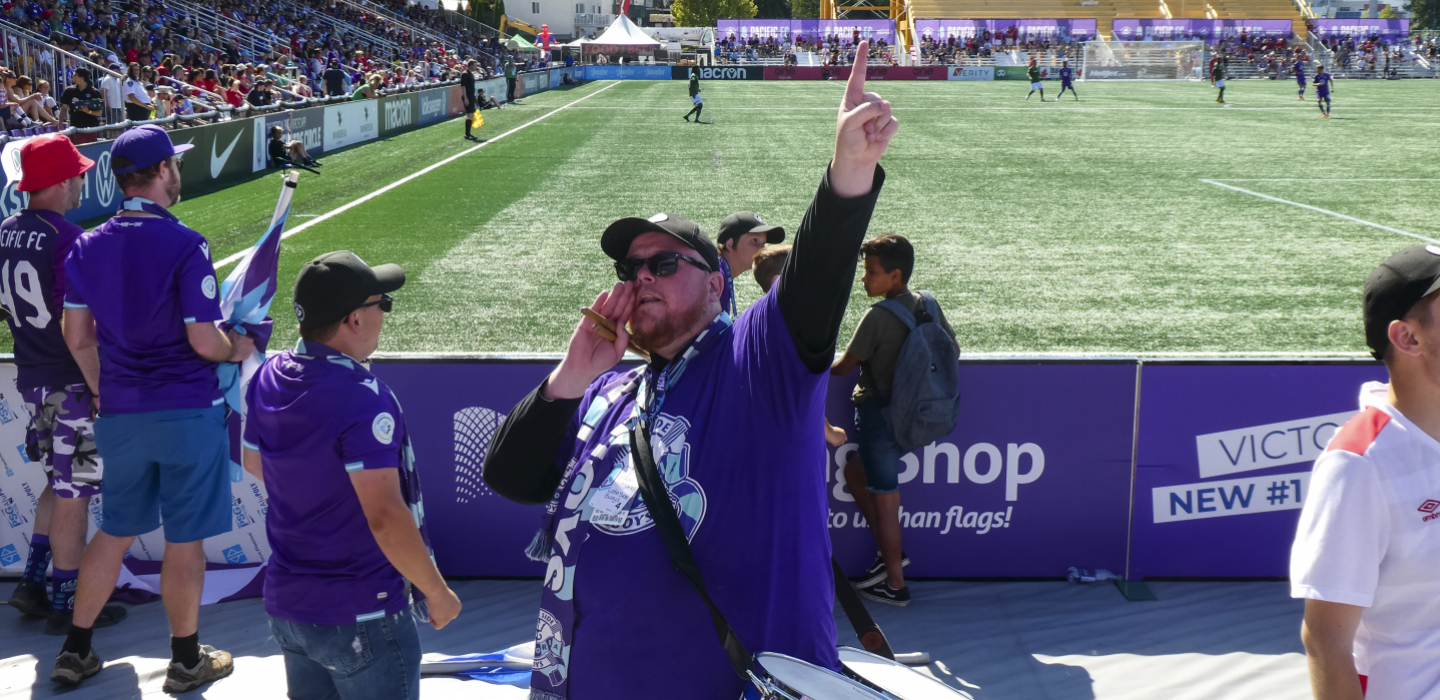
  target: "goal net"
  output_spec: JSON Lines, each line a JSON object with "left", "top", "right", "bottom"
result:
{"left": 1081, "top": 41, "right": 1205, "bottom": 80}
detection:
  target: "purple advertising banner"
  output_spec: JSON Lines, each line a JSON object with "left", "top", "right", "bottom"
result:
{"left": 370, "top": 361, "right": 558, "bottom": 577}
{"left": 716, "top": 19, "right": 897, "bottom": 44}
{"left": 826, "top": 362, "right": 1136, "bottom": 578}
{"left": 1110, "top": 19, "right": 1293, "bottom": 44}
{"left": 1128, "top": 363, "right": 1386, "bottom": 579}
{"left": 1309, "top": 18, "right": 1410, "bottom": 41}
{"left": 373, "top": 359, "right": 1135, "bottom": 578}
{"left": 913, "top": 19, "right": 1098, "bottom": 42}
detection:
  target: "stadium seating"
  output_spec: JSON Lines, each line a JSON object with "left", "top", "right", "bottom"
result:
{"left": 906, "top": 0, "right": 1304, "bottom": 41}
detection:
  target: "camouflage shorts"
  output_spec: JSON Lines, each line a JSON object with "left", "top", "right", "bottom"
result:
{"left": 23, "top": 383, "right": 102, "bottom": 499}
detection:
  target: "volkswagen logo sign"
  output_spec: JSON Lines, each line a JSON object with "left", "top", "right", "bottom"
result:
{"left": 94, "top": 151, "right": 117, "bottom": 208}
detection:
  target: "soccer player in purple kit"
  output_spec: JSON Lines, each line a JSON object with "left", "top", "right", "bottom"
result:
{"left": 241, "top": 251, "right": 462, "bottom": 700}
{"left": 1294, "top": 55, "right": 1307, "bottom": 101}
{"left": 54, "top": 125, "right": 254, "bottom": 692}
{"left": 2, "top": 135, "right": 127, "bottom": 637}
{"left": 1314, "top": 64, "right": 1334, "bottom": 119}
{"left": 482, "top": 42, "right": 897, "bottom": 700}
{"left": 1056, "top": 60, "right": 1078, "bottom": 101}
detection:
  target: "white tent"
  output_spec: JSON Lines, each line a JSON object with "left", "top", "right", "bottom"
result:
{"left": 582, "top": 15, "right": 662, "bottom": 55}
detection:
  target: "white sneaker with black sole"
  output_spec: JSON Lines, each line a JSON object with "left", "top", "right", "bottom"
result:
{"left": 856, "top": 581, "right": 911, "bottom": 607}
{"left": 855, "top": 551, "right": 911, "bottom": 588}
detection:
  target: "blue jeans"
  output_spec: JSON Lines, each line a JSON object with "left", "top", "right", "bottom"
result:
{"left": 269, "top": 607, "right": 422, "bottom": 700}
{"left": 854, "top": 399, "right": 904, "bottom": 495}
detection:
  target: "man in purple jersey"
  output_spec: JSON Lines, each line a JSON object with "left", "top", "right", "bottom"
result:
{"left": 482, "top": 43, "right": 897, "bottom": 699}
{"left": 54, "top": 125, "right": 254, "bottom": 693}
{"left": 2, "top": 135, "right": 127, "bottom": 636}
{"left": 242, "top": 251, "right": 462, "bottom": 700}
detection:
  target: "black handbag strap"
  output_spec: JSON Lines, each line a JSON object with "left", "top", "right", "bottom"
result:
{"left": 630, "top": 423, "right": 753, "bottom": 681}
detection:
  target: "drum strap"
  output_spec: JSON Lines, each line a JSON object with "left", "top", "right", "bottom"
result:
{"left": 632, "top": 420, "right": 899, "bottom": 680}
{"left": 631, "top": 421, "right": 753, "bottom": 681}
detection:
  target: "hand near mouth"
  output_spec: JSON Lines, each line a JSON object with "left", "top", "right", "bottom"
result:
{"left": 545, "top": 282, "right": 638, "bottom": 400}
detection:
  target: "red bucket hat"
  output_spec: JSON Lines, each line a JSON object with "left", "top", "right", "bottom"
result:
{"left": 17, "top": 134, "right": 95, "bottom": 193}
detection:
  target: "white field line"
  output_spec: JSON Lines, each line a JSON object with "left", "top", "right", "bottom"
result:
{"left": 569, "top": 105, "right": 1440, "bottom": 112}
{"left": 1200, "top": 179, "right": 1440, "bottom": 245}
{"left": 215, "top": 80, "right": 622, "bottom": 269}
{"left": 1215, "top": 178, "right": 1440, "bottom": 182}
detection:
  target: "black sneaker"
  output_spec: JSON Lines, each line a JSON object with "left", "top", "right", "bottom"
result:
{"left": 162, "top": 645, "right": 234, "bottom": 694}
{"left": 51, "top": 648, "right": 102, "bottom": 686}
{"left": 857, "top": 581, "right": 911, "bottom": 608}
{"left": 8, "top": 578, "right": 51, "bottom": 617}
{"left": 45, "top": 605, "right": 128, "bottom": 636}
{"left": 855, "top": 551, "right": 912, "bottom": 588}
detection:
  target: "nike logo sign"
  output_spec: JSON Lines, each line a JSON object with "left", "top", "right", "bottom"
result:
{"left": 211, "top": 131, "right": 243, "bottom": 179}
{"left": 361, "top": 378, "right": 380, "bottom": 394}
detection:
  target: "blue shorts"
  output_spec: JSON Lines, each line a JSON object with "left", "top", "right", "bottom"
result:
{"left": 94, "top": 405, "right": 233, "bottom": 543}
{"left": 854, "top": 399, "right": 904, "bottom": 495}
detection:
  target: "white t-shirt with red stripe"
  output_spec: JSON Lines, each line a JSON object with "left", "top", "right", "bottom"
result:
{"left": 1291, "top": 381, "right": 1440, "bottom": 700}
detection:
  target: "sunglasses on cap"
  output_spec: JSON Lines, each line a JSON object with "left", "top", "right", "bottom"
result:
{"left": 357, "top": 293, "right": 393, "bottom": 313}
{"left": 614, "top": 252, "right": 711, "bottom": 282}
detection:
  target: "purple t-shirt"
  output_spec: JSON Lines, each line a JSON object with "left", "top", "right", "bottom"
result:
{"left": 557, "top": 291, "right": 837, "bottom": 698}
{"left": 245, "top": 340, "right": 421, "bottom": 626}
{"left": 63, "top": 214, "right": 224, "bottom": 413}
{"left": 0, "top": 210, "right": 85, "bottom": 390}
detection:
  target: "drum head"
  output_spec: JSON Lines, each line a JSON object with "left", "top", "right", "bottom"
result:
{"left": 838, "top": 647, "right": 972, "bottom": 699}
{"left": 756, "top": 653, "right": 889, "bottom": 700}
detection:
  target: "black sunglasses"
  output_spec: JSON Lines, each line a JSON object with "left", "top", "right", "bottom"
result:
{"left": 615, "top": 252, "right": 711, "bottom": 282}
{"left": 358, "top": 293, "right": 393, "bottom": 313}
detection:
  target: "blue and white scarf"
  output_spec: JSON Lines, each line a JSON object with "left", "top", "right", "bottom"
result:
{"left": 526, "top": 313, "right": 733, "bottom": 700}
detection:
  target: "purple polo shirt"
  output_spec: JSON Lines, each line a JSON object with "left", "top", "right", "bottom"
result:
{"left": 244, "top": 340, "right": 420, "bottom": 626}
{"left": 63, "top": 214, "right": 224, "bottom": 413}
{"left": 0, "top": 210, "right": 85, "bottom": 390}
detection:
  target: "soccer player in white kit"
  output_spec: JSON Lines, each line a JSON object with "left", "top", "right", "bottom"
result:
{"left": 1290, "top": 244, "right": 1440, "bottom": 700}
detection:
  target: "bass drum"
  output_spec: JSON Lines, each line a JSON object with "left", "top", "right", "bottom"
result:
{"left": 838, "top": 647, "right": 974, "bottom": 700}
{"left": 746, "top": 652, "right": 890, "bottom": 700}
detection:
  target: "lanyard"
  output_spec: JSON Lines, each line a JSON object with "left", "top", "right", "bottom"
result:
{"left": 630, "top": 312, "right": 732, "bottom": 429}
{"left": 120, "top": 197, "right": 184, "bottom": 226}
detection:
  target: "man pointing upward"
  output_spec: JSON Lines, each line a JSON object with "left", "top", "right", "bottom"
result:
{"left": 483, "top": 43, "right": 897, "bottom": 699}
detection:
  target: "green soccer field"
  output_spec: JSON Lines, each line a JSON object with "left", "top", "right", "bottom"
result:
{"left": 93, "top": 78, "right": 1440, "bottom": 356}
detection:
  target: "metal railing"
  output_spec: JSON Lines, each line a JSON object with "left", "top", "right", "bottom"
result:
{"left": 270, "top": 0, "right": 408, "bottom": 62}
{"left": 329, "top": 0, "right": 495, "bottom": 59}
{"left": 0, "top": 24, "right": 122, "bottom": 105}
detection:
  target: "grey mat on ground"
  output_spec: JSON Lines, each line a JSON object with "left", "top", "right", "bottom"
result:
{"left": 0, "top": 579, "right": 1308, "bottom": 699}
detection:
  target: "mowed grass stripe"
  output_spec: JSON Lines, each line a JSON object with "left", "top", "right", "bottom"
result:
{"left": 12, "top": 79, "right": 1435, "bottom": 357}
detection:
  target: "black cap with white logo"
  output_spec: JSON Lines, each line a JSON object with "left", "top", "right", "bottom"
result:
{"left": 601, "top": 213, "right": 719, "bottom": 273}
{"left": 1364, "top": 244, "right": 1440, "bottom": 360}
{"left": 293, "top": 251, "right": 405, "bottom": 328}
{"left": 716, "top": 212, "right": 785, "bottom": 247}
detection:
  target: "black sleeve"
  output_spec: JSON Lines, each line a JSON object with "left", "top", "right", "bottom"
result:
{"left": 481, "top": 381, "right": 580, "bottom": 506}
{"left": 775, "top": 165, "right": 886, "bottom": 374}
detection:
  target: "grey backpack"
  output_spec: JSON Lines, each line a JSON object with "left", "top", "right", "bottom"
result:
{"left": 875, "top": 291, "right": 961, "bottom": 452}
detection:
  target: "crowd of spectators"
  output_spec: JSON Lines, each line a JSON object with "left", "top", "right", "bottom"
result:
{"left": 916, "top": 31, "right": 1082, "bottom": 65}
{"left": 714, "top": 32, "right": 896, "bottom": 65}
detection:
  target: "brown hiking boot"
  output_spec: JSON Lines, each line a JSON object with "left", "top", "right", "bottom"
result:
{"left": 162, "top": 645, "right": 234, "bottom": 694}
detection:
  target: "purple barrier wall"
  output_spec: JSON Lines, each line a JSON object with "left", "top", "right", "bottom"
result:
{"left": 913, "top": 19, "right": 1098, "bottom": 41}
{"left": 370, "top": 360, "right": 1136, "bottom": 578}
{"left": 1309, "top": 19, "right": 1410, "bottom": 42}
{"left": 826, "top": 362, "right": 1136, "bottom": 578}
{"left": 1127, "top": 363, "right": 1386, "bottom": 579}
{"left": 716, "top": 20, "right": 897, "bottom": 44}
{"left": 1110, "top": 19, "right": 1293, "bottom": 44}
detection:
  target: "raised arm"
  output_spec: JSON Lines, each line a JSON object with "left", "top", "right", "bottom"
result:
{"left": 775, "top": 42, "right": 897, "bottom": 374}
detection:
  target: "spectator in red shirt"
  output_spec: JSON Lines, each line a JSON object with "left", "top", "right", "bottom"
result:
{"left": 224, "top": 79, "right": 245, "bottom": 107}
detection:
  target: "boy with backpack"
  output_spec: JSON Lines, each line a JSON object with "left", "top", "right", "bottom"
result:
{"left": 832, "top": 234, "right": 960, "bottom": 607}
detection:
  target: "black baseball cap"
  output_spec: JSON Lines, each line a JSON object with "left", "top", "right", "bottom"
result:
{"left": 1364, "top": 244, "right": 1440, "bottom": 360}
{"left": 601, "top": 213, "right": 719, "bottom": 273}
{"left": 716, "top": 212, "right": 785, "bottom": 247}
{"left": 293, "top": 251, "right": 405, "bottom": 327}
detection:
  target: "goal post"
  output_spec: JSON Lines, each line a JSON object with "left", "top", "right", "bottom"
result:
{"left": 1081, "top": 41, "right": 1205, "bottom": 80}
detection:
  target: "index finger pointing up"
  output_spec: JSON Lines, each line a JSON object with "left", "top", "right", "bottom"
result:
{"left": 845, "top": 40, "right": 869, "bottom": 104}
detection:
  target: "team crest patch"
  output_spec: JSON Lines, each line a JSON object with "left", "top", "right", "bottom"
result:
{"left": 201, "top": 275, "right": 217, "bottom": 299}
{"left": 372, "top": 412, "right": 395, "bottom": 444}
{"left": 534, "top": 609, "right": 567, "bottom": 686}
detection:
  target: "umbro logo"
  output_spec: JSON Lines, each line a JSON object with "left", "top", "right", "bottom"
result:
{"left": 1420, "top": 499, "right": 1440, "bottom": 523}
